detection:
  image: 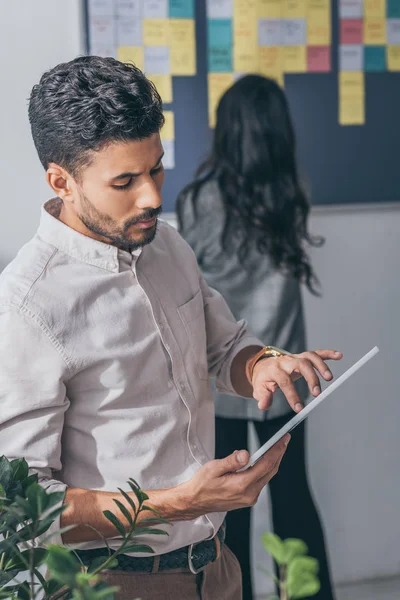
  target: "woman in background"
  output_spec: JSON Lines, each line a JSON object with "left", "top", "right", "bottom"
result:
{"left": 176, "top": 75, "right": 335, "bottom": 600}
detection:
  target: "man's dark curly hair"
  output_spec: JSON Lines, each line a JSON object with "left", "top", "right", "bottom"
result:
{"left": 28, "top": 55, "right": 165, "bottom": 176}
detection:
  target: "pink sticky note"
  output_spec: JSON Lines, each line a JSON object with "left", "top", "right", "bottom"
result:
{"left": 307, "top": 46, "right": 331, "bottom": 72}
{"left": 340, "top": 19, "right": 363, "bottom": 44}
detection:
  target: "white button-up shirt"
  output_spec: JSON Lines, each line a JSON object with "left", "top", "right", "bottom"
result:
{"left": 0, "top": 199, "right": 261, "bottom": 555}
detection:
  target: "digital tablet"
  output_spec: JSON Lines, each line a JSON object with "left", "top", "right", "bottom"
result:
{"left": 240, "top": 346, "right": 380, "bottom": 470}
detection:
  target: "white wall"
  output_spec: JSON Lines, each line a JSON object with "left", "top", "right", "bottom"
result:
{"left": 1, "top": 0, "right": 399, "bottom": 594}
{"left": 0, "top": 0, "right": 84, "bottom": 269}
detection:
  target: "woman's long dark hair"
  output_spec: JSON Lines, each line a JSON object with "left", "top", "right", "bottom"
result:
{"left": 176, "top": 74, "right": 323, "bottom": 294}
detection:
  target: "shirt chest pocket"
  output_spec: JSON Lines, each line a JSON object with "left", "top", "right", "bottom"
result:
{"left": 177, "top": 290, "right": 209, "bottom": 380}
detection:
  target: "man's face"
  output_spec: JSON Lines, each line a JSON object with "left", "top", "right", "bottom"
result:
{"left": 67, "top": 133, "right": 164, "bottom": 251}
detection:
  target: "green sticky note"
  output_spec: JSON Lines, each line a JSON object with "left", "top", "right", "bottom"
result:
{"left": 364, "top": 46, "right": 386, "bottom": 71}
{"left": 208, "top": 46, "right": 233, "bottom": 72}
{"left": 387, "top": 0, "right": 400, "bottom": 19}
{"left": 169, "top": 0, "right": 194, "bottom": 18}
{"left": 208, "top": 19, "right": 232, "bottom": 48}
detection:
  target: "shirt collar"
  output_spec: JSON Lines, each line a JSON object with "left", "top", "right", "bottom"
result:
{"left": 37, "top": 199, "right": 142, "bottom": 273}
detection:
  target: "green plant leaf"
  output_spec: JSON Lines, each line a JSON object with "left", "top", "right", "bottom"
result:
{"left": 117, "top": 488, "right": 137, "bottom": 516}
{"left": 46, "top": 544, "right": 81, "bottom": 586}
{"left": 120, "top": 543, "right": 154, "bottom": 554}
{"left": 5, "top": 548, "right": 48, "bottom": 571}
{"left": 0, "top": 570, "right": 20, "bottom": 586}
{"left": 16, "top": 581, "right": 30, "bottom": 600}
{"left": 139, "top": 515, "right": 170, "bottom": 526}
{"left": 10, "top": 459, "right": 29, "bottom": 483}
{"left": 287, "top": 556, "right": 319, "bottom": 579}
{"left": 103, "top": 510, "right": 126, "bottom": 538}
{"left": 131, "top": 527, "right": 168, "bottom": 537}
{"left": 112, "top": 499, "right": 133, "bottom": 525}
{"left": 282, "top": 538, "right": 308, "bottom": 564}
{"left": 27, "top": 483, "right": 49, "bottom": 518}
{"left": 44, "top": 577, "right": 65, "bottom": 597}
{"left": 21, "top": 473, "right": 38, "bottom": 493}
{"left": 261, "top": 533, "right": 285, "bottom": 565}
{"left": 87, "top": 557, "right": 118, "bottom": 573}
{"left": 0, "top": 456, "right": 13, "bottom": 492}
{"left": 289, "top": 577, "right": 320, "bottom": 599}
{"left": 40, "top": 524, "right": 77, "bottom": 545}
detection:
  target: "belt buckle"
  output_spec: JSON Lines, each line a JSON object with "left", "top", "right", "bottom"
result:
{"left": 188, "top": 542, "right": 207, "bottom": 575}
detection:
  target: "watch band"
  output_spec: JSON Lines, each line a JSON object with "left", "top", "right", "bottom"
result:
{"left": 245, "top": 346, "right": 292, "bottom": 384}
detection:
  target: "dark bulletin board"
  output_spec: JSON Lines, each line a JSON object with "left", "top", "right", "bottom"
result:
{"left": 85, "top": 1, "right": 400, "bottom": 212}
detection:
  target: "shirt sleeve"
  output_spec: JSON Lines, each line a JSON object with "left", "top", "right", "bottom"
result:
{"left": 200, "top": 276, "right": 263, "bottom": 397}
{"left": 0, "top": 307, "right": 70, "bottom": 546}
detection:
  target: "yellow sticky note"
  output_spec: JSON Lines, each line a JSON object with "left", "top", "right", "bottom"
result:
{"left": 117, "top": 46, "right": 144, "bottom": 71}
{"left": 364, "top": 18, "right": 386, "bottom": 45}
{"left": 339, "top": 72, "right": 365, "bottom": 96}
{"left": 148, "top": 75, "right": 173, "bottom": 104}
{"left": 284, "top": 0, "right": 306, "bottom": 18}
{"left": 143, "top": 19, "right": 170, "bottom": 47}
{"left": 161, "top": 110, "right": 175, "bottom": 141}
{"left": 307, "top": 20, "right": 331, "bottom": 44}
{"left": 234, "top": 8, "right": 258, "bottom": 72}
{"left": 236, "top": 0, "right": 258, "bottom": 18}
{"left": 364, "top": 0, "right": 386, "bottom": 18}
{"left": 259, "top": 46, "right": 282, "bottom": 72}
{"left": 307, "top": 0, "right": 330, "bottom": 16}
{"left": 208, "top": 73, "right": 234, "bottom": 128}
{"left": 258, "top": 0, "right": 283, "bottom": 18}
{"left": 169, "top": 19, "right": 196, "bottom": 75}
{"left": 339, "top": 96, "right": 365, "bottom": 125}
{"left": 387, "top": 46, "right": 400, "bottom": 71}
{"left": 283, "top": 46, "right": 307, "bottom": 72}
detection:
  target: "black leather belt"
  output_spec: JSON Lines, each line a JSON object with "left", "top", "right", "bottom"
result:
{"left": 75, "top": 521, "right": 226, "bottom": 575}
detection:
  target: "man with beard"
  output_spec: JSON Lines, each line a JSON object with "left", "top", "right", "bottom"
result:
{"left": 0, "top": 56, "right": 341, "bottom": 600}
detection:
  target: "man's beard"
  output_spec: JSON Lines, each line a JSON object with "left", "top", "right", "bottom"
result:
{"left": 78, "top": 193, "right": 162, "bottom": 252}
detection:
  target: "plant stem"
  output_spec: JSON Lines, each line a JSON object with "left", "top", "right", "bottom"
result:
{"left": 0, "top": 531, "right": 10, "bottom": 570}
{"left": 280, "top": 565, "right": 288, "bottom": 600}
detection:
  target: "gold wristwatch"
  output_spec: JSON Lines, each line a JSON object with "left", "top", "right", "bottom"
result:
{"left": 245, "top": 346, "right": 292, "bottom": 383}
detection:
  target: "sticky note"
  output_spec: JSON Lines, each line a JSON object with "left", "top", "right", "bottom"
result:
{"left": 162, "top": 140, "right": 175, "bottom": 169}
{"left": 387, "top": 19, "right": 400, "bottom": 45}
{"left": 339, "top": 71, "right": 365, "bottom": 96}
{"left": 339, "top": 96, "right": 365, "bottom": 125}
{"left": 89, "top": 45, "right": 117, "bottom": 58}
{"left": 387, "top": 0, "right": 400, "bottom": 19}
{"left": 88, "top": 0, "right": 114, "bottom": 17}
{"left": 283, "top": 0, "right": 307, "bottom": 18}
{"left": 144, "top": 46, "right": 170, "bottom": 74}
{"left": 283, "top": 19, "right": 306, "bottom": 45}
{"left": 206, "top": 0, "right": 233, "bottom": 19}
{"left": 307, "top": 46, "right": 331, "bottom": 71}
{"left": 387, "top": 45, "right": 400, "bottom": 70}
{"left": 208, "top": 73, "right": 234, "bottom": 127}
{"left": 234, "top": 9, "right": 258, "bottom": 72}
{"left": 144, "top": 0, "right": 168, "bottom": 18}
{"left": 307, "top": 20, "right": 331, "bottom": 45}
{"left": 208, "top": 46, "right": 233, "bottom": 72}
{"left": 161, "top": 110, "right": 175, "bottom": 140}
{"left": 116, "top": 17, "right": 143, "bottom": 46}
{"left": 89, "top": 17, "right": 116, "bottom": 46}
{"left": 339, "top": 44, "right": 363, "bottom": 70}
{"left": 208, "top": 19, "right": 232, "bottom": 47}
{"left": 364, "top": 18, "right": 386, "bottom": 45}
{"left": 143, "top": 19, "right": 170, "bottom": 46}
{"left": 283, "top": 45, "right": 307, "bottom": 72}
{"left": 259, "top": 45, "right": 283, "bottom": 72}
{"left": 169, "top": 19, "right": 196, "bottom": 75}
{"left": 116, "top": 1, "right": 143, "bottom": 18}
{"left": 339, "top": 0, "right": 363, "bottom": 19}
{"left": 117, "top": 46, "right": 144, "bottom": 70}
{"left": 364, "top": 45, "right": 386, "bottom": 70}
{"left": 148, "top": 74, "right": 173, "bottom": 103}
{"left": 258, "top": 0, "right": 283, "bottom": 18}
{"left": 340, "top": 19, "right": 363, "bottom": 44}
{"left": 259, "top": 19, "right": 283, "bottom": 45}
{"left": 169, "top": 0, "right": 194, "bottom": 18}
{"left": 364, "top": 0, "right": 386, "bottom": 19}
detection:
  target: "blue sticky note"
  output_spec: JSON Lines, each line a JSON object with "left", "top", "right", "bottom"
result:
{"left": 387, "top": 0, "right": 400, "bottom": 19}
{"left": 169, "top": 0, "right": 194, "bottom": 18}
{"left": 364, "top": 46, "right": 386, "bottom": 71}
{"left": 208, "top": 19, "right": 232, "bottom": 48}
{"left": 208, "top": 46, "right": 233, "bottom": 72}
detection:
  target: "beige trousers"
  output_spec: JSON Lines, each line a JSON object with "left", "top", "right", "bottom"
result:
{"left": 100, "top": 546, "right": 242, "bottom": 600}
